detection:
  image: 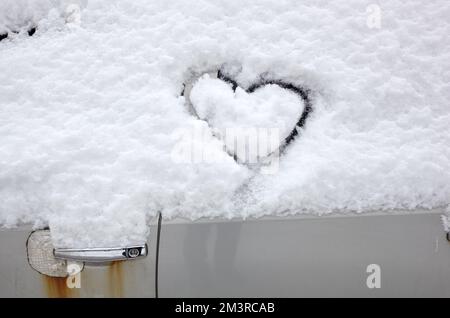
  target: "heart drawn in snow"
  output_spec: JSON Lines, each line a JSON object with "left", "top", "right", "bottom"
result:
{"left": 182, "top": 70, "right": 312, "bottom": 164}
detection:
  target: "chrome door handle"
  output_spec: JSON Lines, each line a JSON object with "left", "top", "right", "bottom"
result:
{"left": 54, "top": 245, "right": 148, "bottom": 263}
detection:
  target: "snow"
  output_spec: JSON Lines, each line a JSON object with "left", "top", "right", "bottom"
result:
{"left": 0, "top": 0, "right": 51, "bottom": 34}
{"left": 0, "top": 0, "right": 86, "bottom": 35}
{"left": 191, "top": 75, "right": 304, "bottom": 139}
{"left": 189, "top": 74, "right": 305, "bottom": 161}
{"left": 0, "top": 0, "right": 449, "bottom": 247}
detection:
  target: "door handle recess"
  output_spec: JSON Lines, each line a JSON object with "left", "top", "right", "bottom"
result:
{"left": 27, "top": 230, "right": 148, "bottom": 277}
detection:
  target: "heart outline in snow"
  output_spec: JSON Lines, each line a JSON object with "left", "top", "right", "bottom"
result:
{"left": 181, "top": 68, "right": 313, "bottom": 164}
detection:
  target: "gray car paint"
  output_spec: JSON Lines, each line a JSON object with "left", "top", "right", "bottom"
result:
{"left": 159, "top": 210, "right": 450, "bottom": 297}
{"left": 0, "top": 209, "right": 449, "bottom": 297}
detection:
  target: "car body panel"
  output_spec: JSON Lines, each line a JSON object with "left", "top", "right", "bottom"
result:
{"left": 0, "top": 209, "right": 449, "bottom": 297}
{"left": 0, "top": 226, "right": 157, "bottom": 298}
{"left": 159, "top": 210, "right": 450, "bottom": 297}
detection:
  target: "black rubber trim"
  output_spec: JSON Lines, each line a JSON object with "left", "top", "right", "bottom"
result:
{"left": 154, "top": 211, "right": 162, "bottom": 298}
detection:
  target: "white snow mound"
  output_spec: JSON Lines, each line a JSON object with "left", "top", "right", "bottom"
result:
{"left": 0, "top": 0, "right": 449, "bottom": 247}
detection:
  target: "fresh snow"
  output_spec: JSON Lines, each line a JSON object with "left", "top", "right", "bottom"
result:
{"left": 0, "top": 0, "right": 86, "bottom": 35}
{"left": 189, "top": 74, "right": 305, "bottom": 161}
{"left": 190, "top": 75, "right": 304, "bottom": 140}
{"left": 0, "top": 0, "right": 449, "bottom": 247}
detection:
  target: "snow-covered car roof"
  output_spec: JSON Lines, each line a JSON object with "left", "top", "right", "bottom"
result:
{"left": 1, "top": 0, "right": 449, "bottom": 246}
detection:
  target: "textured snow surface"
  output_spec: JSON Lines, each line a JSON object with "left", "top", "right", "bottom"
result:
{"left": 1, "top": 0, "right": 449, "bottom": 247}
{"left": 191, "top": 75, "right": 304, "bottom": 140}
{"left": 190, "top": 74, "right": 305, "bottom": 160}
{"left": 0, "top": 0, "right": 52, "bottom": 34}
{"left": 0, "top": 0, "right": 86, "bottom": 34}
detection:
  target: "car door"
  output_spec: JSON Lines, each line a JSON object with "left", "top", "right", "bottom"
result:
{"left": 1, "top": 208, "right": 449, "bottom": 297}
{"left": 158, "top": 209, "right": 450, "bottom": 297}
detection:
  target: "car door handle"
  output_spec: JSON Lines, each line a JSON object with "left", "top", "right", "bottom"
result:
{"left": 54, "top": 245, "right": 148, "bottom": 263}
